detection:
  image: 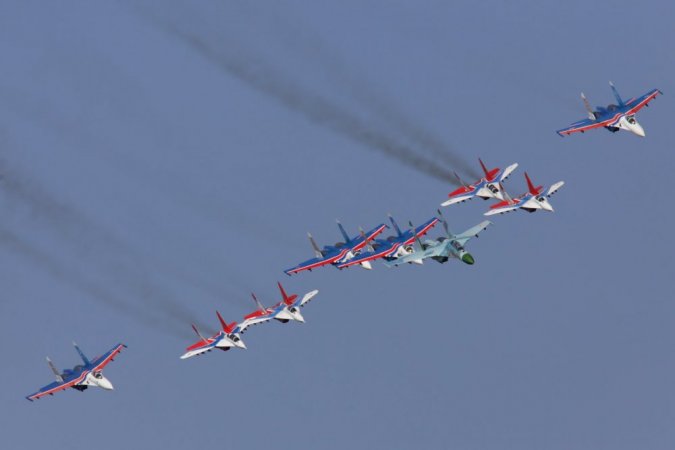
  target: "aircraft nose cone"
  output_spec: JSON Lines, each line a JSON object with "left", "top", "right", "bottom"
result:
{"left": 237, "top": 340, "right": 247, "bottom": 350}
{"left": 461, "top": 253, "right": 475, "bottom": 265}
{"left": 295, "top": 312, "right": 306, "bottom": 323}
{"left": 99, "top": 378, "right": 114, "bottom": 390}
{"left": 634, "top": 125, "right": 646, "bottom": 137}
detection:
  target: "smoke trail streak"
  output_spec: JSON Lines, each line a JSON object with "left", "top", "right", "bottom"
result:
{"left": 150, "top": 20, "right": 458, "bottom": 185}
{"left": 0, "top": 159, "right": 216, "bottom": 334}
{"left": 0, "top": 226, "right": 189, "bottom": 338}
{"left": 258, "top": 8, "right": 482, "bottom": 180}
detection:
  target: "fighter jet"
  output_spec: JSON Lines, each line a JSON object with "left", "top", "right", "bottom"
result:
{"left": 180, "top": 313, "right": 247, "bottom": 359}
{"left": 441, "top": 158, "right": 518, "bottom": 206}
{"left": 284, "top": 221, "right": 387, "bottom": 275}
{"left": 485, "top": 173, "right": 564, "bottom": 216}
{"left": 337, "top": 215, "right": 439, "bottom": 269}
{"left": 238, "top": 283, "right": 320, "bottom": 332}
{"left": 557, "top": 82, "right": 661, "bottom": 137}
{"left": 26, "top": 342, "right": 126, "bottom": 401}
{"left": 385, "top": 211, "right": 491, "bottom": 267}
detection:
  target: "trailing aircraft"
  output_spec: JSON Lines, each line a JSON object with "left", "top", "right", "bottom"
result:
{"left": 26, "top": 342, "right": 126, "bottom": 401}
{"left": 180, "top": 313, "right": 247, "bottom": 359}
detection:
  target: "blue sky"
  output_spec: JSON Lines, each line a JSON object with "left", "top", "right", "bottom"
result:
{"left": 1, "top": 1, "right": 673, "bottom": 449}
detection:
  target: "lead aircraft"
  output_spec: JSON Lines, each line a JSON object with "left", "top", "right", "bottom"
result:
{"left": 485, "top": 173, "right": 564, "bottom": 216}
{"left": 337, "top": 215, "right": 439, "bottom": 269}
{"left": 26, "top": 342, "right": 126, "bottom": 401}
{"left": 556, "top": 82, "right": 661, "bottom": 137}
{"left": 441, "top": 158, "right": 518, "bottom": 206}
{"left": 284, "top": 221, "right": 387, "bottom": 275}
{"left": 181, "top": 313, "right": 247, "bottom": 359}
{"left": 385, "top": 211, "right": 491, "bottom": 267}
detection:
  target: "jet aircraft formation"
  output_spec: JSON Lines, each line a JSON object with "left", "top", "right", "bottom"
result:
{"left": 25, "top": 81, "right": 661, "bottom": 400}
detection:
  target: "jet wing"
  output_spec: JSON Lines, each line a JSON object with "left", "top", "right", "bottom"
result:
{"left": 545, "top": 181, "right": 565, "bottom": 197}
{"left": 623, "top": 88, "right": 661, "bottom": 115}
{"left": 441, "top": 185, "right": 479, "bottom": 206}
{"left": 484, "top": 199, "right": 521, "bottom": 216}
{"left": 336, "top": 242, "right": 398, "bottom": 268}
{"left": 298, "top": 289, "right": 319, "bottom": 307}
{"left": 383, "top": 241, "right": 446, "bottom": 267}
{"left": 26, "top": 371, "right": 89, "bottom": 401}
{"left": 454, "top": 221, "right": 492, "bottom": 245}
{"left": 284, "top": 250, "right": 347, "bottom": 276}
{"left": 238, "top": 310, "right": 276, "bottom": 333}
{"left": 89, "top": 343, "right": 126, "bottom": 372}
{"left": 498, "top": 163, "right": 519, "bottom": 182}
{"left": 181, "top": 338, "right": 219, "bottom": 359}
{"left": 556, "top": 116, "right": 617, "bottom": 136}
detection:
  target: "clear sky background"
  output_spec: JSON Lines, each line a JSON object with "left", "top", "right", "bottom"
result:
{"left": 1, "top": 1, "right": 673, "bottom": 449}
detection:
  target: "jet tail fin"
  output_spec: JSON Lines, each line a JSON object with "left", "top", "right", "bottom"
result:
{"left": 72, "top": 342, "right": 90, "bottom": 366}
{"left": 277, "top": 282, "right": 297, "bottom": 305}
{"left": 408, "top": 221, "right": 425, "bottom": 252}
{"left": 192, "top": 324, "right": 208, "bottom": 343}
{"left": 609, "top": 81, "right": 625, "bottom": 107}
{"left": 216, "top": 311, "right": 230, "bottom": 334}
{"left": 251, "top": 293, "right": 266, "bottom": 312}
{"left": 478, "top": 158, "right": 490, "bottom": 178}
{"left": 46, "top": 357, "right": 64, "bottom": 382}
{"left": 524, "top": 172, "right": 542, "bottom": 196}
{"left": 388, "top": 214, "right": 403, "bottom": 237}
{"left": 436, "top": 209, "right": 455, "bottom": 239}
{"left": 453, "top": 171, "right": 468, "bottom": 187}
{"left": 581, "top": 93, "right": 596, "bottom": 120}
{"left": 336, "top": 220, "right": 350, "bottom": 243}
{"left": 500, "top": 182, "right": 514, "bottom": 204}
{"left": 307, "top": 233, "right": 323, "bottom": 259}
{"left": 358, "top": 226, "right": 375, "bottom": 252}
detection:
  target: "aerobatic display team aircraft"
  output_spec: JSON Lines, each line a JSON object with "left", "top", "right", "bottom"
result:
{"left": 337, "top": 215, "right": 439, "bottom": 269}
{"left": 485, "top": 173, "right": 564, "bottom": 216}
{"left": 441, "top": 159, "right": 518, "bottom": 207}
{"left": 181, "top": 285, "right": 319, "bottom": 359}
{"left": 26, "top": 342, "right": 126, "bottom": 401}
{"left": 240, "top": 283, "right": 320, "bottom": 331}
{"left": 556, "top": 82, "right": 661, "bottom": 137}
{"left": 385, "top": 211, "right": 491, "bottom": 267}
{"left": 181, "top": 313, "right": 247, "bottom": 359}
{"left": 285, "top": 221, "right": 387, "bottom": 275}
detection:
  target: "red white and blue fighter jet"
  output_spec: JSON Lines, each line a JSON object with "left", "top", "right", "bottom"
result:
{"left": 441, "top": 158, "right": 518, "bottom": 207}
{"left": 239, "top": 283, "right": 320, "bottom": 331}
{"left": 337, "top": 215, "right": 439, "bottom": 269}
{"left": 26, "top": 342, "right": 126, "bottom": 401}
{"left": 285, "top": 221, "right": 387, "bottom": 275}
{"left": 181, "top": 313, "right": 247, "bottom": 359}
{"left": 485, "top": 173, "right": 564, "bottom": 216}
{"left": 557, "top": 82, "right": 662, "bottom": 137}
